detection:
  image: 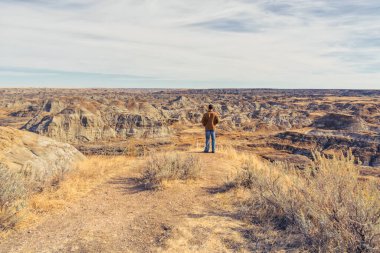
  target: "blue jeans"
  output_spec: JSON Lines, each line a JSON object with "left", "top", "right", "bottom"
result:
{"left": 204, "top": 130, "right": 216, "bottom": 153}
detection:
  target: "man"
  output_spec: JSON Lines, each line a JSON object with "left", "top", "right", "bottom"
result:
{"left": 201, "top": 104, "right": 219, "bottom": 153}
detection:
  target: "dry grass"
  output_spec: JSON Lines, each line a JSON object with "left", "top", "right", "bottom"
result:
{"left": 28, "top": 156, "right": 130, "bottom": 214}
{"left": 1, "top": 156, "right": 84, "bottom": 232}
{"left": 228, "top": 152, "right": 380, "bottom": 252}
{"left": 218, "top": 144, "right": 240, "bottom": 160}
{"left": 140, "top": 152, "right": 202, "bottom": 190}
{"left": 0, "top": 156, "right": 131, "bottom": 233}
{"left": 0, "top": 164, "right": 26, "bottom": 231}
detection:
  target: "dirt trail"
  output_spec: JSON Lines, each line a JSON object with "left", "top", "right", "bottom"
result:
{"left": 0, "top": 152, "right": 255, "bottom": 253}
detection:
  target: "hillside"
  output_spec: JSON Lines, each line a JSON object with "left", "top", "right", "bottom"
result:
{"left": 1, "top": 148, "right": 379, "bottom": 252}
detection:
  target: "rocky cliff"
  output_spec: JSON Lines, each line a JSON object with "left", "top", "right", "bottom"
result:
{"left": 0, "top": 126, "right": 85, "bottom": 186}
{"left": 22, "top": 101, "right": 170, "bottom": 143}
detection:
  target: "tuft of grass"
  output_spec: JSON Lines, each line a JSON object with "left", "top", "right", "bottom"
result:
{"left": 140, "top": 153, "right": 201, "bottom": 190}
{"left": 229, "top": 152, "right": 380, "bottom": 252}
{"left": 223, "top": 155, "right": 264, "bottom": 190}
{"left": 218, "top": 144, "right": 240, "bottom": 160}
{"left": 0, "top": 164, "right": 26, "bottom": 231}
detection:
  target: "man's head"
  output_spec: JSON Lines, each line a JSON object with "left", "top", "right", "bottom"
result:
{"left": 208, "top": 104, "right": 213, "bottom": 110}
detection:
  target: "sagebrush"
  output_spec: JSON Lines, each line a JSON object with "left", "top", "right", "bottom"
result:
{"left": 0, "top": 158, "right": 79, "bottom": 231}
{"left": 0, "top": 164, "right": 26, "bottom": 231}
{"left": 230, "top": 153, "right": 380, "bottom": 252}
{"left": 140, "top": 153, "right": 201, "bottom": 189}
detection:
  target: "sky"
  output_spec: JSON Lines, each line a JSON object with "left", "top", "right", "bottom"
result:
{"left": 0, "top": 0, "right": 380, "bottom": 89}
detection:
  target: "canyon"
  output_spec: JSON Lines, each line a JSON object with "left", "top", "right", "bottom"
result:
{"left": 1, "top": 88, "right": 379, "bottom": 169}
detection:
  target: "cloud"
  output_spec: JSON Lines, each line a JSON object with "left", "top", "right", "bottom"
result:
{"left": 0, "top": 0, "right": 96, "bottom": 9}
{"left": 258, "top": 0, "right": 380, "bottom": 18}
{"left": 189, "top": 17, "right": 262, "bottom": 33}
{"left": 0, "top": 0, "right": 379, "bottom": 88}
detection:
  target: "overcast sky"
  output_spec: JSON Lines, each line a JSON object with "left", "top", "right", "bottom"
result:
{"left": 0, "top": 0, "right": 379, "bottom": 89}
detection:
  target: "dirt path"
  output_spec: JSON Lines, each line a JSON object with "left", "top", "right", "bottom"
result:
{"left": 0, "top": 152, "right": 255, "bottom": 253}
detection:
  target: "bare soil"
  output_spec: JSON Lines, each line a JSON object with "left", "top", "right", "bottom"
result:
{"left": 0, "top": 152, "right": 301, "bottom": 253}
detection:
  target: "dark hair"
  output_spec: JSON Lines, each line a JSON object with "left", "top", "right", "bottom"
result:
{"left": 208, "top": 104, "right": 213, "bottom": 110}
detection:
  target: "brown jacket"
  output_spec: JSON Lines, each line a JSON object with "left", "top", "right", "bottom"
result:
{"left": 202, "top": 110, "right": 219, "bottom": 131}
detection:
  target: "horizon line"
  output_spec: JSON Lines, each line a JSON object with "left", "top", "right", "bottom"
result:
{"left": 1, "top": 86, "right": 380, "bottom": 91}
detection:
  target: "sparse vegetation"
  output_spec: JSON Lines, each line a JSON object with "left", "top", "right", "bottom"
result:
{"left": 0, "top": 164, "right": 26, "bottom": 231}
{"left": 218, "top": 144, "right": 240, "bottom": 160}
{"left": 229, "top": 153, "right": 380, "bottom": 252}
{"left": 0, "top": 156, "right": 80, "bottom": 231}
{"left": 140, "top": 152, "right": 201, "bottom": 190}
{"left": 29, "top": 156, "right": 130, "bottom": 214}
{"left": 0, "top": 156, "right": 130, "bottom": 233}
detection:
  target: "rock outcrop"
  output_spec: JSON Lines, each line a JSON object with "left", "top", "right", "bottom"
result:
{"left": 42, "top": 99, "right": 66, "bottom": 113}
{"left": 313, "top": 113, "right": 369, "bottom": 132}
{"left": 169, "top": 96, "right": 195, "bottom": 109}
{"left": 23, "top": 106, "right": 116, "bottom": 143}
{"left": 22, "top": 102, "right": 170, "bottom": 143}
{"left": 9, "top": 105, "right": 39, "bottom": 117}
{"left": 0, "top": 126, "right": 85, "bottom": 184}
{"left": 269, "top": 131, "right": 380, "bottom": 166}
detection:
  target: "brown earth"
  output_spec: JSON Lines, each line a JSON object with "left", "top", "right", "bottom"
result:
{"left": 0, "top": 152, "right": 301, "bottom": 253}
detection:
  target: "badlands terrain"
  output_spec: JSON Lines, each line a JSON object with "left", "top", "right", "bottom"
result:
{"left": 0, "top": 88, "right": 379, "bottom": 252}
{"left": 1, "top": 88, "right": 380, "bottom": 169}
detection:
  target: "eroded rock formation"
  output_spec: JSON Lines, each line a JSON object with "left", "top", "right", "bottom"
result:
{"left": 0, "top": 126, "right": 85, "bottom": 184}
{"left": 1, "top": 88, "right": 379, "bottom": 167}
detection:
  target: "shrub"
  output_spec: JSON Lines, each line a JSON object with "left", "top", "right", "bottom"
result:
{"left": 140, "top": 153, "right": 201, "bottom": 190}
{"left": 231, "top": 153, "right": 380, "bottom": 252}
{"left": 0, "top": 164, "right": 26, "bottom": 231}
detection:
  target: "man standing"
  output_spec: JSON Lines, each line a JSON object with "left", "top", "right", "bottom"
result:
{"left": 201, "top": 104, "right": 219, "bottom": 153}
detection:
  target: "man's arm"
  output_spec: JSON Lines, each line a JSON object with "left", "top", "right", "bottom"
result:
{"left": 201, "top": 114, "right": 207, "bottom": 127}
{"left": 214, "top": 114, "right": 219, "bottom": 125}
